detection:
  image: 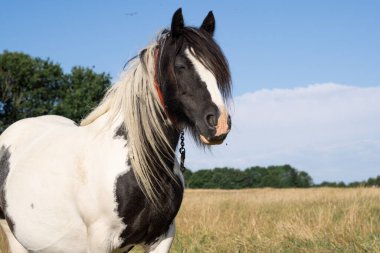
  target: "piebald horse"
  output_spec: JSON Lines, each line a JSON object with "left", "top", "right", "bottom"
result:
{"left": 0, "top": 8, "right": 231, "bottom": 253}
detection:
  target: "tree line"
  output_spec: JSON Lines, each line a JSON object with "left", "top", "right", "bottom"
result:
{"left": 183, "top": 165, "right": 313, "bottom": 188}
{"left": 183, "top": 166, "right": 380, "bottom": 189}
{"left": 1, "top": 51, "right": 379, "bottom": 189}
{"left": 0, "top": 51, "right": 110, "bottom": 133}
{"left": 318, "top": 176, "right": 380, "bottom": 188}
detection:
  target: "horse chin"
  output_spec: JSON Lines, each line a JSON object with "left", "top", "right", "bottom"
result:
{"left": 199, "top": 135, "right": 224, "bottom": 145}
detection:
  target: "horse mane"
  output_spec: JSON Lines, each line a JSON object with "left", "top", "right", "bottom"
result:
{"left": 81, "top": 41, "right": 175, "bottom": 207}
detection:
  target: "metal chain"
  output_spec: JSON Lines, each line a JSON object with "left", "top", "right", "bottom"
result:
{"left": 179, "top": 131, "right": 186, "bottom": 173}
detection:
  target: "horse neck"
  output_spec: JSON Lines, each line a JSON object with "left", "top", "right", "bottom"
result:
{"left": 82, "top": 112, "right": 123, "bottom": 137}
{"left": 85, "top": 110, "right": 181, "bottom": 171}
{"left": 162, "top": 123, "right": 181, "bottom": 157}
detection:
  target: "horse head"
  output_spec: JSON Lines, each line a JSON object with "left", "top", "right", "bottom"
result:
{"left": 155, "top": 8, "right": 232, "bottom": 145}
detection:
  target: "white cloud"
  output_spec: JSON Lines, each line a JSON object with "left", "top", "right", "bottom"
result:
{"left": 184, "top": 83, "right": 380, "bottom": 183}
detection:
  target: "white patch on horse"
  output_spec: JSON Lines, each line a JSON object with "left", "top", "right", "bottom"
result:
{"left": 185, "top": 48, "right": 224, "bottom": 108}
{"left": 0, "top": 115, "right": 130, "bottom": 252}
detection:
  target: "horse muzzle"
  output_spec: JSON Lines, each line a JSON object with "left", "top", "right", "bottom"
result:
{"left": 199, "top": 110, "right": 231, "bottom": 145}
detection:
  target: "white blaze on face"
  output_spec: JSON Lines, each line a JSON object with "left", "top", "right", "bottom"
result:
{"left": 185, "top": 48, "right": 230, "bottom": 140}
{"left": 185, "top": 49, "right": 225, "bottom": 108}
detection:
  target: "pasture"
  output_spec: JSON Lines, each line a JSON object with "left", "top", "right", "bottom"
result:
{"left": 1, "top": 188, "right": 380, "bottom": 252}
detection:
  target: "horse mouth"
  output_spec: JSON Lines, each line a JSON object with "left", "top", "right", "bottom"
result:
{"left": 199, "top": 134, "right": 225, "bottom": 145}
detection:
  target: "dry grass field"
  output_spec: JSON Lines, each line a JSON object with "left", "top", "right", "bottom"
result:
{"left": 165, "top": 188, "right": 380, "bottom": 253}
{"left": 1, "top": 188, "right": 380, "bottom": 253}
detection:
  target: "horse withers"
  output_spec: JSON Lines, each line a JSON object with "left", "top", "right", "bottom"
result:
{"left": 0, "top": 8, "right": 232, "bottom": 253}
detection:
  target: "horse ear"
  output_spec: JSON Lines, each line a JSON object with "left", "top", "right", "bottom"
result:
{"left": 171, "top": 8, "right": 184, "bottom": 37}
{"left": 200, "top": 11, "right": 215, "bottom": 36}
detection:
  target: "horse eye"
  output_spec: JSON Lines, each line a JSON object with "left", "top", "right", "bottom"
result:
{"left": 175, "top": 64, "right": 186, "bottom": 71}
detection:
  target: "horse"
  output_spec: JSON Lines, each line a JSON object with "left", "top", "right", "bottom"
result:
{"left": 0, "top": 8, "right": 232, "bottom": 253}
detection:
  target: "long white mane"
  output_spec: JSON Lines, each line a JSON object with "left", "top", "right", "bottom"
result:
{"left": 81, "top": 43, "right": 176, "bottom": 205}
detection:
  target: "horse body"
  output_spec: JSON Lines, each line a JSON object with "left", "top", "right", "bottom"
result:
{"left": 0, "top": 8, "right": 232, "bottom": 253}
{"left": 1, "top": 114, "right": 183, "bottom": 252}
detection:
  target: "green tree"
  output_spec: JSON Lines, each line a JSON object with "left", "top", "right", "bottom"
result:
{"left": 0, "top": 51, "right": 110, "bottom": 133}
{"left": 187, "top": 169, "right": 215, "bottom": 188}
{"left": 53, "top": 66, "right": 111, "bottom": 122}
{"left": 211, "top": 167, "right": 248, "bottom": 189}
{"left": 245, "top": 166, "right": 268, "bottom": 187}
{"left": 0, "top": 51, "right": 64, "bottom": 132}
{"left": 296, "top": 171, "right": 313, "bottom": 187}
{"left": 365, "top": 176, "right": 380, "bottom": 187}
{"left": 182, "top": 168, "right": 193, "bottom": 188}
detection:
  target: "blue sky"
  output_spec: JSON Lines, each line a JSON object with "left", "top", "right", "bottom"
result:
{"left": 2, "top": 0, "right": 380, "bottom": 95}
{"left": 1, "top": 1, "right": 380, "bottom": 183}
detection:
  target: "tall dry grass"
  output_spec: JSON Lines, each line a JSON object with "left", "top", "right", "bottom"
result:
{"left": 0, "top": 226, "right": 8, "bottom": 253}
{"left": 1, "top": 188, "right": 379, "bottom": 252}
{"left": 167, "top": 188, "right": 380, "bottom": 253}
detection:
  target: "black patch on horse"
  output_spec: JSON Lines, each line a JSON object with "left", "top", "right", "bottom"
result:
{"left": 114, "top": 124, "right": 128, "bottom": 140}
{"left": 0, "top": 145, "right": 15, "bottom": 231}
{"left": 115, "top": 157, "right": 183, "bottom": 247}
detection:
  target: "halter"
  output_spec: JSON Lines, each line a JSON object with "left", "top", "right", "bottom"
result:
{"left": 154, "top": 47, "right": 186, "bottom": 173}
{"left": 153, "top": 47, "right": 169, "bottom": 117}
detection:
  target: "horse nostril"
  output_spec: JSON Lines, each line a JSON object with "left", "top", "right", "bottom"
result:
{"left": 205, "top": 114, "right": 217, "bottom": 128}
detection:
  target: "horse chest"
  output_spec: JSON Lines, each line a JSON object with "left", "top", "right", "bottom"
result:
{"left": 114, "top": 167, "right": 183, "bottom": 247}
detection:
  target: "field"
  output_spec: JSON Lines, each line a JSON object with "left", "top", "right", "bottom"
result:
{"left": 1, "top": 188, "right": 380, "bottom": 252}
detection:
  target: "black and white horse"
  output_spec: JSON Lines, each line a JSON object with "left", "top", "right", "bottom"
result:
{"left": 0, "top": 9, "right": 231, "bottom": 253}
